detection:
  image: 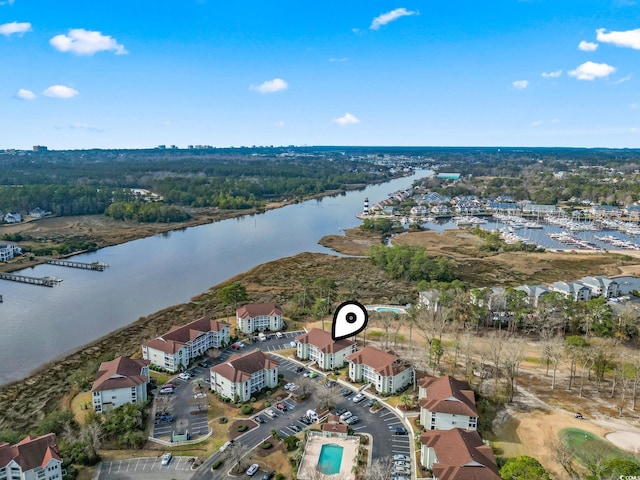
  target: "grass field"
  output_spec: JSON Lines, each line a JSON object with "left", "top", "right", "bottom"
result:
{"left": 560, "top": 428, "right": 640, "bottom": 466}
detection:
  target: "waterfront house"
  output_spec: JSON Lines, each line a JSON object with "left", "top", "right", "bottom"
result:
{"left": 624, "top": 205, "right": 640, "bottom": 219}
{"left": 0, "top": 434, "right": 63, "bottom": 480}
{"left": 0, "top": 242, "right": 22, "bottom": 262}
{"left": 418, "top": 376, "right": 478, "bottom": 431}
{"left": 210, "top": 350, "right": 279, "bottom": 402}
{"left": 549, "top": 281, "right": 591, "bottom": 301}
{"left": 578, "top": 276, "right": 619, "bottom": 299}
{"left": 142, "top": 317, "right": 230, "bottom": 372}
{"left": 347, "top": 346, "right": 414, "bottom": 394}
{"left": 591, "top": 205, "right": 622, "bottom": 218}
{"left": 522, "top": 204, "right": 557, "bottom": 215}
{"left": 514, "top": 284, "right": 550, "bottom": 308}
{"left": 91, "top": 356, "right": 150, "bottom": 413}
{"left": 420, "top": 428, "right": 501, "bottom": 480}
{"left": 430, "top": 205, "right": 450, "bottom": 216}
{"left": 296, "top": 328, "right": 356, "bottom": 370}
{"left": 3, "top": 212, "right": 22, "bottom": 224}
{"left": 28, "top": 207, "right": 51, "bottom": 218}
{"left": 236, "top": 303, "right": 284, "bottom": 334}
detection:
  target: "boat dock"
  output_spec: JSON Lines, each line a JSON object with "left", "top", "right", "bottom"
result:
{"left": 0, "top": 272, "right": 62, "bottom": 287}
{"left": 45, "top": 259, "right": 108, "bottom": 271}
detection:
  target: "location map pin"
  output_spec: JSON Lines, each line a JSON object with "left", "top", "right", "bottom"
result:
{"left": 331, "top": 300, "right": 369, "bottom": 341}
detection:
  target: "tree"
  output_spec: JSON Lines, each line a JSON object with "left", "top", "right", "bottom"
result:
{"left": 502, "top": 337, "right": 526, "bottom": 402}
{"left": 550, "top": 439, "right": 578, "bottom": 479}
{"left": 499, "top": 455, "right": 551, "bottom": 480}
{"left": 217, "top": 283, "right": 249, "bottom": 321}
{"left": 363, "top": 457, "right": 394, "bottom": 480}
{"left": 225, "top": 441, "right": 252, "bottom": 472}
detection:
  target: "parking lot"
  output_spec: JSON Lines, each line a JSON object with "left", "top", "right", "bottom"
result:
{"left": 96, "top": 456, "right": 195, "bottom": 480}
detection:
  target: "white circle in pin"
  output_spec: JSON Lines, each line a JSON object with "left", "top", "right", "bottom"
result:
{"left": 332, "top": 300, "right": 368, "bottom": 341}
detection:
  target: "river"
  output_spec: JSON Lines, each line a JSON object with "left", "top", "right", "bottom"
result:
{"left": 0, "top": 169, "right": 432, "bottom": 386}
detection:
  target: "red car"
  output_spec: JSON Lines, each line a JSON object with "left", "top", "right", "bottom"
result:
{"left": 276, "top": 402, "right": 288, "bottom": 411}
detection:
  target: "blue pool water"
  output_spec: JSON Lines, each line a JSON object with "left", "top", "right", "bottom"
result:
{"left": 375, "top": 306, "right": 405, "bottom": 314}
{"left": 317, "top": 444, "right": 343, "bottom": 475}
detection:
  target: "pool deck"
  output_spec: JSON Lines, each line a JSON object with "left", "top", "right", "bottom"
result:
{"left": 365, "top": 304, "right": 408, "bottom": 314}
{"left": 297, "top": 435, "right": 359, "bottom": 480}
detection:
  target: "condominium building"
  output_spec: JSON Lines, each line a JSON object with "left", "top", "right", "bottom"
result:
{"left": 347, "top": 345, "right": 414, "bottom": 394}
{"left": 236, "top": 303, "right": 283, "bottom": 334}
{"left": 91, "top": 356, "right": 150, "bottom": 413}
{"left": 296, "top": 328, "right": 356, "bottom": 370}
{"left": 0, "top": 434, "right": 62, "bottom": 480}
{"left": 418, "top": 375, "right": 478, "bottom": 431}
{"left": 210, "top": 350, "right": 279, "bottom": 402}
{"left": 142, "top": 317, "right": 230, "bottom": 372}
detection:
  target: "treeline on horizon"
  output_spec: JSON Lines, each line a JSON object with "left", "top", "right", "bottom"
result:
{"left": 0, "top": 150, "right": 396, "bottom": 222}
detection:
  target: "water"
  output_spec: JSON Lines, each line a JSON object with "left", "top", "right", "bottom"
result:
{"left": 0, "top": 170, "right": 432, "bottom": 386}
{"left": 317, "top": 444, "right": 343, "bottom": 475}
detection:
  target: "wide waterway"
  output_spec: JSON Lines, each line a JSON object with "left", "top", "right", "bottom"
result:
{"left": 0, "top": 170, "right": 432, "bottom": 386}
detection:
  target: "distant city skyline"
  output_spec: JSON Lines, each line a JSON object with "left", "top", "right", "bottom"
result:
{"left": 2, "top": 1, "right": 640, "bottom": 149}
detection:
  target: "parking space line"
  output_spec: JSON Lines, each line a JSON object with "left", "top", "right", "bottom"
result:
{"left": 107, "top": 462, "right": 112, "bottom": 474}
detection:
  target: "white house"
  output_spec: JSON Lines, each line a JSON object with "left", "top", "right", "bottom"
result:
{"left": 549, "top": 281, "right": 591, "bottom": 301}
{"left": 3, "top": 212, "right": 22, "bottom": 224}
{"left": 296, "top": 328, "right": 356, "bottom": 370}
{"left": 0, "top": 434, "right": 63, "bottom": 480}
{"left": 142, "top": 317, "right": 230, "bottom": 372}
{"left": 578, "top": 276, "right": 619, "bottom": 299}
{"left": 236, "top": 303, "right": 284, "bottom": 334}
{"left": 91, "top": 356, "right": 150, "bottom": 413}
{"left": 347, "top": 346, "right": 414, "bottom": 394}
{"left": 418, "top": 376, "right": 478, "bottom": 431}
{"left": 29, "top": 207, "right": 51, "bottom": 218}
{"left": 420, "top": 429, "right": 500, "bottom": 480}
{"left": 0, "top": 242, "right": 22, "bottom": 262}
{"left": 210, "top": 350, "right": 279, "bottom": 402}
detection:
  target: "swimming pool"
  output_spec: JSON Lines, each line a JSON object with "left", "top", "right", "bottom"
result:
{"left": 317, "top": 443, "right": 343, "bottom": 475}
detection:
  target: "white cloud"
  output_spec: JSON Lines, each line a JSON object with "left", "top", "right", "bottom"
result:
{"left": 333, "top": 113, "right": 360, "bottom": 126}
{"left": 329, "top": 57, "right": 348, "bottom": 62}
{"left": 50, "top": 28, "right": 127, "bottom": 55}
{"left": 0, "top": 21, "right": 31, "bottom": 36}
{"left": 15, "top": 88, "right": 35, "bottom": 100}
{"left": 69, "top": 122, "right": 102, "bottom": 132}
{"left": 274, "top": 120, "right": 285, "bottom": 127}
{"left": 596, "top": 28, "right": 640, "bottom": 50}
{"left": 578, "top": 40, "right": 598, "bottom": 51}
{"left": 614, "top": 74, "right": 633, "bottom": 84}
{"left": 541, "top": 70, "right": 562, "bottom": 79}
{"left": 512, "top": 80, "right": 529, "bottom": 90}
{"left": 249, "top": 78, "right": 288, "bottom": 94}
{"left": 568, "top": 61, "right": 616, "bottom": 80}
{"left": 43, "top": 85, "right": 79, "bottom": 98}
{"left": 370, "top": 8, "right": 418, "bottom": 30}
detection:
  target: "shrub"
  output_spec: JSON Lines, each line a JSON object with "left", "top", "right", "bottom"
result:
{"left": 219, "top": 417, "right": 228, "bottom": 424}
{"left": 264, "top": 401, "right": 271, "bottom": 407}
{"left": 266, "top": 391, "right": 272, "bottom": 396}
{"left": 260, "top": 441, "right": 272, "bottom": 449}
{"left": 240, "top": 404, "right": 253, "bottom": 415}
{"left": 237, "top": 424, "right": 248, "bottom": 432}
{"left": 284, "top": 435, "right": 299, "bottom": 451}
{"left": 211, "top": 460, "right": 223, "bottom": 470}
{"left": 250, "top": 397, "right": 257, "bottom": 403}
{"left": 275, "top": 474, "right": 285, "bottom": 480}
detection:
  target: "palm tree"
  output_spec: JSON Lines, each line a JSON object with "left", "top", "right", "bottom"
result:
{"left": 399, "top": 393, "right": 412, "bottom": 411}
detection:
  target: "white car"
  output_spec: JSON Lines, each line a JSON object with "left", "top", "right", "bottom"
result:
{"left": 178, "top": 372, "right": 190, "bottom": 380}
{"left": 161, "top": 453, "right": 172, "bottom": 466}
{"left": 339, "top": 411, "right": 353, "bottom": 421}
{"left": 265, "top": 409, "right": 277, "bottom": 418}
{"left": 219, "top": 441, "right": 232, "bottom": 452}
{"left": 284, "top": 383, "right": 295, "bottom": 390}
{"left": 393, "top": 454, "right": 410, "bottom": 462}
{"left": 352, "top": 393, "right": 365, "bottom": 403}
{"left": 246, "top": 463, "right": 259, "bottom": 476}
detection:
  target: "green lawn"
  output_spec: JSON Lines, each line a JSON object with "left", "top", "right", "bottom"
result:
{"left": 560, "top": 428, "right": 640, "bottom": 466}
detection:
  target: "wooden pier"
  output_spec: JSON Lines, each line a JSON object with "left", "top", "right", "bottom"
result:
{"left": 45, "top": 259, "right": 108, "bottom": 271}
{"left": 0, "top": 273, "right": 62, "bottom": 287}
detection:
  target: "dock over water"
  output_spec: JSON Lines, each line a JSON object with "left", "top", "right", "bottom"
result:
{"left": 0, "top": 272, "right": 62, "bottom": 287}
{"left": 45, "top": 259, "right": 108, "bottom": 271}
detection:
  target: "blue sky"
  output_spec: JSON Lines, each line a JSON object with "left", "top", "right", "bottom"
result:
{"left": 2, "top": 1, "right": 640, "bottom": 149}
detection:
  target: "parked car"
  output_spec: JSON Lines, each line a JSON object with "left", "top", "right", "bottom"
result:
{"left": 246, "top": 463, "right": 259, "bottom": 476}
{"left": 265, "top": 409, "right": 277, "bottom": 418}
{"left": 309, "top": 372, "right": 318, "bottom": 378}
{"left": 161, "top": 453, "right": 172, "bottom": 466}
{"left": 276, "top": 402, "right": 288, "bottom": 412}
{"left": 299, "top": 416, "right": 313, "bottom": 425}
{"left": 366, "top": 398, "right": 376, "bottom": 407}
{"left": 394, "top": 461, "right": 410, "bottom": 468}
{"left": 159, "top": 387, "right": 174, "bottom": 394}
{"left": 394, "top": 466, "right": 411, "bottom": 475}
{"left": 325, "top": 380, "right": 336, "bottom": 388}
{"left": 254, "top": 416, "right": 266, "bottom": 424}
{"left": 276, "top": 332, "right": 283, "bottom": 338}
{"left": 341, "top": 388, "right": 352, "bottom": 397}
{"left": 284, "top": 383, "right": 295, "bottom": 390}
{"left": 178, "top": 372, "right": 191, "bottom": 380}
{"left": 335, "top": 407, "right": 347, "bottom": 415}
{"left": 159, "top": 415, "right": 173, "bottom": 422}
{"left": 339, "top": 411, "right": 353, "bottom": 421}
{"left": 261, "top": 472, "right": 275, "bottom": 480}
{"left": 289, "top": 424, "right": 301, "bottom": 432}
{"left": 352, "top": 393, "right": 365, "bottom": 403}
{"left": 393, "top": 454, "right": 410, "bottom": 462}
{"left": 296, "top": 366, "right": 306, "bottom": 373}
{"left": 394, "top": 427, "right": 408, "bottom": 435}
{"left": 219, "top": 440, "right": 233, "bottom": 452}
{"left": 345, "top": 416, "right": 359, "bottom": 425}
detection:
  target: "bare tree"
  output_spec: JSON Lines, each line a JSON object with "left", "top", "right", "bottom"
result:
{"left": 415, "top": 302, "right": 450, "bottom": 374}
{"left": 316, "top": 386, "right": 341, "bottom": 411}
{"left": 301, "top": 467, "right": 332, "bottom": 480}
{"left": 363, "top": 456, "right": 394, "bottom": 480}
{"left": 550, "top": 439, "right": 579, "bottom": 479}
{"left": 502, "top": 337, "right": 526, "bottom": 402}
{"left": 484, "top": 331, "right": 508, "bottom": 392}
{"left": 225, "top": 442, "right": 252, "bottom": 472}
{"left": 391, "top": 314, "right": 405, "bottom": 351}
{"left": 377, "top": 311, "right": 395, "bottom": 350}
{"left": 297, "top": 376, "right": 315, "bottom": 398}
